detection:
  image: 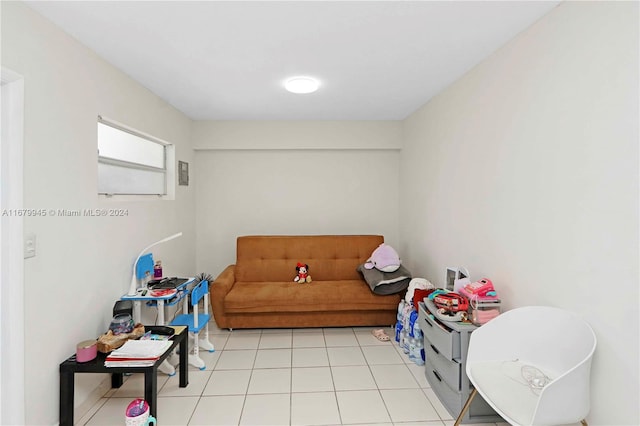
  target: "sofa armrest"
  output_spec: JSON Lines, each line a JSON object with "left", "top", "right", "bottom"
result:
{"left": 210, "top": 265, "right": 236, "bottom": 329}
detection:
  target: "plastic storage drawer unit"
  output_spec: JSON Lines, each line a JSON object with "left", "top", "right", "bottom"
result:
{"left": 419, "top": 300, "right": 502, "bottom": 424}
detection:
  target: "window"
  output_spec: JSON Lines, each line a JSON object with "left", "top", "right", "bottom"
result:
{"left": 97, "top": 116, "right": 172, "bottom": 196}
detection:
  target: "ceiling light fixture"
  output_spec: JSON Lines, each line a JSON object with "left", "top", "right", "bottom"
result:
{"left": 284, "top": 76, "right": 320, "bottom": 94}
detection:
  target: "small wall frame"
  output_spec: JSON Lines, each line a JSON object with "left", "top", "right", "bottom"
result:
{"left": 178, "top": 161, "right": 189, "bottom": 186}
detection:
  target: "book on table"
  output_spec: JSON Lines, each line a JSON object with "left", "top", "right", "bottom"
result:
{"left": 104, "top": 339, "right": 172, "bottom": 367}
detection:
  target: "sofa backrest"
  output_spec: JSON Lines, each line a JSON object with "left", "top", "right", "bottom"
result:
{"left": 235, "top": 235, "right": 384, "bottom": 282}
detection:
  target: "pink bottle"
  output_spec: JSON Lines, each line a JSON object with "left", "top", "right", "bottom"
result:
{"left": 153, "top": 261, "right": 162, "bottom": 279}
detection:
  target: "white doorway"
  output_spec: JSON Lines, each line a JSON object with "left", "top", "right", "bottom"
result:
{"left": 1, "top": 67, "right": 25, "bottom": 426}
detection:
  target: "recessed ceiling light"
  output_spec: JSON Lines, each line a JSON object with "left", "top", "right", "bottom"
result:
{"left": 284, "top": 76, "right": 320, "bottom": 94}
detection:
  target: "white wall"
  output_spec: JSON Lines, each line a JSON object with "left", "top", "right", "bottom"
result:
{"left": 1, "top": 2, "right": 196, "bottom": 424}
{"left": 193, "top": 121, "right": 402, "bottom": 276}
{"left": 192, "top": 120, "right": 403, "bottom": 150}
{"left": 400, "top": 2, "right": 638, "bottom": 424}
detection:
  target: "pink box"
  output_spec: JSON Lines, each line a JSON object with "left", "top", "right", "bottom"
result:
{"left": 76, "top": 340, "right": 97, "bottom": 363}
{"left": 471, "top": 305, "right": 501, "bottom": 325}
{"left": 458, "top": 286, "right": 499, "bottom": 302}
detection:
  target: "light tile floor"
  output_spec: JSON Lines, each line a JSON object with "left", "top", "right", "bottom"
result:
{"left": 77, "top": 322, "right": 512, "bottom": 426}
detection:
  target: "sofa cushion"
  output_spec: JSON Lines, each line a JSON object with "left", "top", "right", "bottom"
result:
{"left": 224, "top": 280, "right": 400, "bottom": 313}
{"left": 235, "top": 235, "right": 384, "bottom": 282}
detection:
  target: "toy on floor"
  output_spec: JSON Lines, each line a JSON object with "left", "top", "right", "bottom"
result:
{"left": 125, "top": 398, "right": 156, "bottom": 426}
{"left": 294, "top": 262, "right": 312, "bottom": 283}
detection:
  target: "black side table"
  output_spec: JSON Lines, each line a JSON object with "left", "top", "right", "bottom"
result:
{"left": 59, "top": 326, "right": 188, "bottom": 426}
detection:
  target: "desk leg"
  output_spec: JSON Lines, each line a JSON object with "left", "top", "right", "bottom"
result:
{"left": 132, "top": 300, "right": 142, "bottom": 324}
{"left": 159, "top": 359, "right": 176, "bottom": 376}
{"left": 59, "top": 371, "right": 74, "bottom": 426}
{"left": 188, "top": 354, "right": 206, "bottom": 370}
{"left": 199, "top": 335, "right": 215, "bottom": 352}
{"left": 179, "top": 332, "right": 189, "bottom": 388}
{"left": 111, "top": 373, "right": 124, "bottom": 388}
{"left": 154, "top": 299, "right": 177, "bottom": 375}
{"left": 157, "top": 300, "right": 165, "bottom": 324}
{"left": 144, "top": 369, "right": 158, "bottom": 419}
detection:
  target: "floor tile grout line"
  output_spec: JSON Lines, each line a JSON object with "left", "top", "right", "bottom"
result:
{"left": 96, "top": 325, "right": 452, "bottom": 426}
{"left": 238, "top": 328, "right": 261, "bottom": 426}
{"left": 359, "top": 332, "right": 395, "bottom": 424}
{"left": 322, "top": 328, "right": 343, "bottom": 425}
{"left": 289, "top": 344, "right": 293, "bottom": 426}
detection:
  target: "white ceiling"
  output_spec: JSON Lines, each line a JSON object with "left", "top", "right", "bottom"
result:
{"left": 25, "top": 1, "right": 560, "bottom": 121}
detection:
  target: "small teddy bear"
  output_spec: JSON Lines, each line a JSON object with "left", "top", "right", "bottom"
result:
{"left": 294, "top": 262, "right": 312, "bottom": 283}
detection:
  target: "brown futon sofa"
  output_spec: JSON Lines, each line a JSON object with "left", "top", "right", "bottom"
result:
{"left": 210, "top": 235, "right": 403, "bottom": 329}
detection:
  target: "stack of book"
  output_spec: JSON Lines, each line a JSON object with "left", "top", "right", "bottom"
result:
{"left": 104, "top": 339, "right": 172, "bottom": 367}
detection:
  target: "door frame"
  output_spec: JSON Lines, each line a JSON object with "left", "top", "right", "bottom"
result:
{"left": 1, "top": 67, "right": 25, "bottom": 426}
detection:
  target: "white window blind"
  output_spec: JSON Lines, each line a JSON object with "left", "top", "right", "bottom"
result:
{"left": 97, "top": 117, "right": 169, "bottom": 195}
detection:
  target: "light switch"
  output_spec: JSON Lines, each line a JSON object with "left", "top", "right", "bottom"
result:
{"left": 24, "top": 233, "right": 36, "bottom": 259}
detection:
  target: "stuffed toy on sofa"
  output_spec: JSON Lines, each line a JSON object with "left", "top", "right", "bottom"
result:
{"left": 364, "top": 243, "right": 401, "bottom": 272}
{"left": 294, "top": 262, "right": 312, "bottom": 283}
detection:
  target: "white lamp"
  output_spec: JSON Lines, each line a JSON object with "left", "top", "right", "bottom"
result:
{"left": 284, "top": 76, "right": 320, "bottom": 94}
{"left": 127, "top": 232, "right": 183, "bottom": 295}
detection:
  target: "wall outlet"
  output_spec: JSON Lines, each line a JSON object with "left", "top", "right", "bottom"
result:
{"left": 24, "top": 233, "right": 36, "bottom": 259}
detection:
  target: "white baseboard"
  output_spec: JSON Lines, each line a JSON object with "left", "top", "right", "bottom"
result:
{"left": 74, "top": 375, "right": 112, "bottom": 424}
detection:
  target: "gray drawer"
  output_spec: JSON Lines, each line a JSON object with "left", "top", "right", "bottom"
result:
{"left": 425, "top": 359, "right": 462, "bottom": 414}
{"left": 419, "top": 311, "right": 461, "bottom": 360}
{"left": 425, "top": 359, "right": 503, "bottom": 422}
{"left": 425, "top": 338, "right": 461, "bottom": 391}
